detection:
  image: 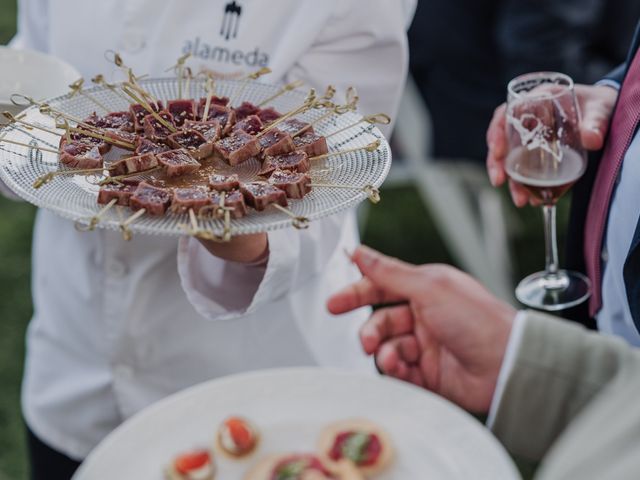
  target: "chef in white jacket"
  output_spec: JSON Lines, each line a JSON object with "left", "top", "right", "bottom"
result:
{"left": 8, "top": 0, "right": 415, "bottom": 476}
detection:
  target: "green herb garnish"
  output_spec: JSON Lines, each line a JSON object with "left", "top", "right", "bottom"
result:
{"left": 275, "top": 460, "right": 307, "bottom": 480}
{"left": 341, "top": 432, "right": 371, "bottom": 464}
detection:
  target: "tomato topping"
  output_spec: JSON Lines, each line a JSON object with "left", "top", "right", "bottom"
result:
{"left": 174, "top": 450, "right": 211, "bottom": 474}
{"left": 329, "top": 431, "right": 382, "bottom": 466}
{"left": 225, "top": 417, "right": 254, "bottom": 450}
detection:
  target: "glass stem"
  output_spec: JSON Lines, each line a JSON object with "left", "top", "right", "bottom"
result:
{"left": 543, "top": 204, "right": 559, "bottom": 277}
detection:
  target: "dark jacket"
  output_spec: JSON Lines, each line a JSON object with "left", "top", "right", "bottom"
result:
{"left": 565, "top": 22, "right": 640, "bottom": 328}
{"left": 409, "top": 0, "right": 640, "bottom": 161}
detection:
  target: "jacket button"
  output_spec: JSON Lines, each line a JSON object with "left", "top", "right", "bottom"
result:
{"left": 601, "top": 248, "right": 609, "bottom": 263}
{"left": 108, "top": 260, "right": 127, "bottom": 277}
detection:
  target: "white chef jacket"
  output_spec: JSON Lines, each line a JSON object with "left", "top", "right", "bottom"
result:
{"left": 10, "top": 0, "right": 415, "bottom": 460}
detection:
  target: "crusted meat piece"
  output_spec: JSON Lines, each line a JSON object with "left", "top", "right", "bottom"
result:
{"left": 97, "top": 179, "right": 140, "bottom": 206}
{"left": 171, "top": 187, "right": 212, "bottom": 214}
{"left": 129, "top": 181, "right": 172, "bottom": 215}
{"left": 197, "top": 96, "right": 230, "bottom": 113}
{"left": 129, "top": 101, "right": 163, "bottom": 132}
{"left": 183, "top": 119, "right": 222, "bottom": 142}
{"left": 156, "top": 149, "right": 201, "bottom": 177}
{"left": 59, "top": 141, "right": 103, "bottom": 169}
{"left": 232, "top": 115, "right": 263, "bottom": 135}
{"left": 214, "top": 131, "right": 261, "bottom": 166}
{"left": 234, "top": 101, "right": 260, "bottom": 120}
{"left": 258, "top": 129, "right": 295, "bottom": 157}
{"left": 135, "top": 137, "right": 171, "bottom": 156}
{"left": 259, "top": 151, "right": 310, "bottom": 177}
{"left": 240, "top": 182, "right": 288, "bottom": 211}
{"left": 84, "top": 111, "right": 134, "bottom": 132}
{"left": 209, "top": 189, "right": 247, "bottom": 219}
{"left": 278, "top": 118, "right": 314, "bottom": 136}
{"left": 256, "top": 107, "right": 282, "bottom": 124}
{"left": 293, "top": 132, "right": 328, "bottom": 157}
{"left": 167, "top": 129, "right": 213, "bottom": 160}
{"left": 63, "top": 132, "right": 111, "bottom": 155}
{"left": 108, "top": 153, "right": 158, "bottom": 176}
{"left": 268, "top": 169, "right": 312, "bottom": 199}
{"left": 208, "top": 173, "right": 240, "bottom": 192}
{"left": 199, "top": 104, "right": 236, "bottom": 135}
{"left": 143, "top": 110, "right": 176, "bottom": 143}
{"left": 166, "top": 99, "right": 197, "bottom": 127}
{"left": 103, "top": 129, "right": 138, "bottom": 150}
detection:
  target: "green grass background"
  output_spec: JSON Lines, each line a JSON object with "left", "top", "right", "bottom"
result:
{"left": 0, "top": 1, "right": 550, "bottom": 477}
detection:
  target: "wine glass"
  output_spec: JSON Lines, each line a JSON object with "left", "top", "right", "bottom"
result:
{"left": 505, "top": 72, "right": 591, "bottom": 311}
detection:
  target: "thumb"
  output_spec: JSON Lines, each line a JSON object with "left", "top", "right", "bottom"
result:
{"left": 352, "top": 246, "right": 425, "bottom": 299}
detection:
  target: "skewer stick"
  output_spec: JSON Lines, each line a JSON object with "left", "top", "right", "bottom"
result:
{"left": 345, "top": 86, "right": 359, "bottom": 111}
{"left": 183, "top": 67, "right": 193, "bottom": 99}
{"left": 310, "top": 183, "right": 381, "bottom": 204}
{"left": 3, "top": 111, "right": 64, "bottom": 137}
{"left": 74, "top": 198, "right": 118, "bottom": 232}
{"left": 291, "top": 104, "right": 349, "bottom": 138}
{"left": 121, "top": 84, "right": 177, "bottom": 133}
{"left": 229, "top": 67, "right": 272, "bottom": 107}
{"left": 325, "top": 113, "right": 391, "bottom": 139}
{"left": 202, "top": 77, "right": 215, "bottom": 122}
{"left": 271, "top": 203, "right": 310, "bottom": 230}
{"left": 0, "top": 138, "right": 58, "bottom": 155}
{"left": 98, "top": 166, "right": 161, "bottom": 186}
{"left": 92, "top": 74, "right": 131, "bottom": 103}
{"left": 119, "top": 208, "right": 146, "bottom": 241}
{"left": 257, "top": 80, "right": 304, "bottom": 108}
{"left": 257, "top": 90, "right": 318, "bottom": 138}
{"left": 310, "top": 140, "right": 381, "bottom": 162}
{"left": 33, "top": 166, "right": 108, "bottom": 189}
{"left": 68, "top": 78, "right": 110, "bottom": 113}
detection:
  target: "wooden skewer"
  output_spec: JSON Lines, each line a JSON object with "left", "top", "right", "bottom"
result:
{"left": 0, "top": 138, "right": 58, "bottom": 155}
{"left": 92, "top": 75, "right": 131, "bottom": 104}
{"left": 310, "top": 140, "right": 381, "bottom": 162}
{"left": 257, "top": 80, "right": 304, "bottom": 108}
{"left": 310, "top": 183, "right": 381, "bottom": 204}
{"left": 257, "top": 90, "right": 318, "bottom": 138}
{"left": 345, "top": 86, "right": 359, "bottom": 111}
{"left": 164, "top": 53, "right": 191, "bottom": 99}
{"left": 68, "top": 78, "right": 110, "bottom": 113}
{"left": 74, "top": 198, "right": 118, "bottom": 232}
{"left": 33, "top": 166, "right": 108, "bottom": 189}
{"left": 325, "top": 113, "right": 391, "bottom": 139}
{"left": 202, "top": 77, "right": 215, "bottom": 122}
{"left": 3, "top": 111, "right": 64, "bottom": 137}
{"left": 291, "top": 104, "right": 349, "bottom": 138}
{"left": 229, "top": 67, "right": 272, "bottom": 107}
{"left": 183, "top": 67, "right": 193, "bottom": 99}
{"left": 121, "top": 84, "right": 177, "bottom": 133}
{"left": 120, "top": 208, "right": 146, "bottom": 241}
{"left": 98, "top": 166, "right": 161, "bottom": 186}
{"left": 271, "top": 203, "right": 310, "bottom": 230}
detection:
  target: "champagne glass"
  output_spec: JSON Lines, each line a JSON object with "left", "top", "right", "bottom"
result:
{"left": 505, "top": 72, "right": 591, "bottom": 311}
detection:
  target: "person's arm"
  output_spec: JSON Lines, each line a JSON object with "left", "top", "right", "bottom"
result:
{"left": 177, "top": 0, "right": 413, "bottom": 320}
{"left": 491, "top": 310, "right": 639, "bottom": 461}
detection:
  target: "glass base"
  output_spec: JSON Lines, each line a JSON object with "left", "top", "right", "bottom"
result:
{"left": 515, "top": 270, "right": 591, "bottom": 312}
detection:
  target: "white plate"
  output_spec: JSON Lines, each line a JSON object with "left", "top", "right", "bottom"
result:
{"left": 0, "top": 78, "right": 391, "bottom": 238}
{"left": 74, "top": 368, "right": 520, "bottom": 480}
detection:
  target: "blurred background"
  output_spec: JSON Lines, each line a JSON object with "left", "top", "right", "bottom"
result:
{"left": 0, "top": 0, "right": 639, "bottom": 478}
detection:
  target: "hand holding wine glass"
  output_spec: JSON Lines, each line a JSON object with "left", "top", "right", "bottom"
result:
{"left": 486, "top": 83, "right": 618, "bottom": 206}
{"left": 503, "top": 72, "right": 593, "bottom": 311}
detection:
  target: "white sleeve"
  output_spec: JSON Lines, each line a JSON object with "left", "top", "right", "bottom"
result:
{"left": 486, "top": 311, "right": 528, "bottom": 428}
{"left": 1, "top": 0, "right": 50, "bottom": 201}
{"left": 177, "top": 0, "right": 412, "bottom": 321}
{"left": 9, "top": 0, "right": 50, "bottom": 52}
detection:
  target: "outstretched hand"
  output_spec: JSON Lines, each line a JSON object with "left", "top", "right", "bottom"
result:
{"left": 486, "top": 84, "right": 618, "bottom": 207}
{"left": 327, "top": 246, "right": 516, "bottom": 413}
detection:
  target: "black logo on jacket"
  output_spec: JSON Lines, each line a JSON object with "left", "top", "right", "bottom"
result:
{"left": 221, "top": 1, "right": 242, "bottom": 41}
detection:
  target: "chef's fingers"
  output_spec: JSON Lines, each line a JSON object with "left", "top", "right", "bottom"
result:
{"left": 509, "top": 179, "right": 531, "bottom": 207}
